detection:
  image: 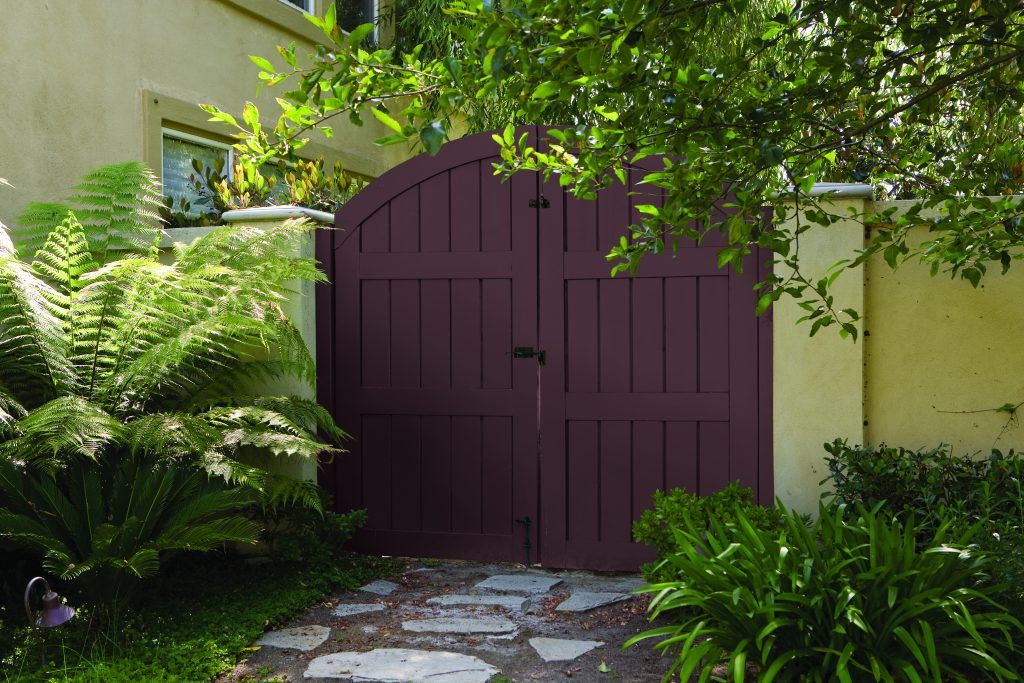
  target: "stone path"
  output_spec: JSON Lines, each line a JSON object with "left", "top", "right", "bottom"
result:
{"left": 222, "top": 559, "right": 674, "bottom": 683}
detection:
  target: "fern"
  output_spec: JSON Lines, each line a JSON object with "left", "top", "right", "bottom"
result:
{"left": 0, "top": 164, "right": 348, "bottom": 609}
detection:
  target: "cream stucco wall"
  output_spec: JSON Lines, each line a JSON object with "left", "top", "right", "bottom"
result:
{"left": 773, "top": 194, "right": 1024, "bottom": 514}
{"left": 0, "top": 0, "right": 404, "bottom": 221}
{"left": 773, "top": 198, "right": 866, "bottom": 513}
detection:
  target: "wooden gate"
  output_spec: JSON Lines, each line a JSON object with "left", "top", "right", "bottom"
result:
{"left": 316, "top": 128, "right": 772, "bottom": 570}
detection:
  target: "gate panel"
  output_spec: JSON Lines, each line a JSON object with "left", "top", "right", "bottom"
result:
{"left": 320, "top": 131, "right": 539, "bottom": 561}
{"left": 538, "top": 166, "right": 771, "bottom": 570}
{"left": 318, "top": 128, "right": 772, "bottom": 570}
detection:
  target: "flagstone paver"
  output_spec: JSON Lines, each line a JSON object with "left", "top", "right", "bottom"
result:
{"left": 529, "top": 637, "right": 605, "bottom": 662}
{"left": 474, "top": 573, "right": 562, "bottom": 594}
{"left": 425, "top": 594, "right": 530, "bottom": 611}
{"left": 228, "top": 560, "right": 672, "bottom": 683}
{"left": 359, "top": 579, "right": 399, "bottom": 595}
{"left": 555, "top": 591, "right": 632, "bottom": 612}
{"left": 402, "top": 615, "right": 517, "bottom": 635}
{"left": 304, "top": 648, "right": 498, "bottom": 682}
{"left": 332, "top": 603, "right": 385, "bottom": 617}
{"left": 256, "top": 624, "right": 330, "bottom": 651}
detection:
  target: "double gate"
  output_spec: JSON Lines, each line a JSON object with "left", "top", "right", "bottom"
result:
{"left": 315, "top": 128, "right": 771, "bottom": 570}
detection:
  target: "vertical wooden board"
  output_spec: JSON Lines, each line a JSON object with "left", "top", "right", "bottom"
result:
{"left": 665, "top": 277, "right": 697, "bottom": 392}
{"left": 729, "top": 258, "right": 760, "bottom": 493}
{"left": 481, "top": 160, "right": 511, "bottom": 252}
{"left": 452, "top": 416, "right": 483, "bottom": 533}
{"left": 390, "top": 280, "right": 420, "bottom": 388}
{"left": 390, "top": 415, "right": 421, "bottom": 530}
{"left": 566, "top": 193, "right": 597, "bottom": 252}
{"left": 451, "top": 279, "right": 482, "bottom": 389}
{"left": 598, "top": 180, "right": 629, "bottom": 250}
{"left": 567, "top": 421, "right": 599, "bottom": 542}
{"left": 632, "top": 421, "right": 664, "bottom": 525}
{"left": 757, "top": 246, "right": 774, "bottom": 505}
{"left": 632, "top": 278, "right": 664, "bottom": 393}
{"left": 420, "top": 280, "right": 452, "bottom": 389}
{"left": 599, "top": 420, "right": 632, "bottom": 544}
{"left": 359, "top": 205, "right": 390, "bottom": 253}
{"left": 420, "top": 416, "right": 453, "bottom": 532}
{"left": 361, "top": 414, "right": 392, "bottom": 529}
{"left": 481, "top": 279, "right": 512, "bottom": 389}
{"left": 599, "top": 279, "right": 631, "bottom": 392}
{"left": 566, "top": 280, "right": 598, "bottom": 393}
{"left": 390, "top": 186, "right": 420, "bottom": 252}
{"left": 698, "top": 277, "right": 730, "bottom": 392}
{"left": 451, "top": 162, "right": 481, "bottom": 252}
{"left": 361, "top": 280, "right": 390, "bottom": 387}
{"left": 420, "top": 173, "right": 450, "bottom": 252}
{"left": 699, "top": 421, "right": 730, "bottom": 493}
{"left": 665, "top": 422, "right": 698, "bottom": 493}
{"left": 481, "top": 416, "right": 513, "bottom": 535}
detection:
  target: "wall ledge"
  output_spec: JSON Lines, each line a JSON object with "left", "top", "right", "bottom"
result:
{"left": 772, "top": 183, "right": 875, "bottom": 199}
{"left": 220, "top": 205, "right": 334, "bottom": 224}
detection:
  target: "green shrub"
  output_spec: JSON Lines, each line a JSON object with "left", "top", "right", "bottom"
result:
{"left": 632, "top": 481, "right": 786, "bottom": 582}
{"left": 629, "top": 503, "right": 1024, "bottom": 682}
{"left": 823, "top": 439, "right": 1024, "bottom": 614}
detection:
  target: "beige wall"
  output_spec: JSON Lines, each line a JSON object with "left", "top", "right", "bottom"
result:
{"left": 0, "top": 0, "right": 404, "bottom": 221}
{"left": 773, "top": 194, "right": 1024, "bottom": 513}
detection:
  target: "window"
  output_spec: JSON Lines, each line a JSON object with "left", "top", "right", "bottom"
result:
{"left": 161, "top": 129, "right": 232, "bottom": 218}
{"left": 279, "top": 0, "right": 314, "bottom": 12}
{"left": 336, "top": 0, "right": 377, "bottom": 33}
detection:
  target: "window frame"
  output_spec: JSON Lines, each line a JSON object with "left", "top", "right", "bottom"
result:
{"left": 276, "top": 0, "right": 315, "bottom": 13}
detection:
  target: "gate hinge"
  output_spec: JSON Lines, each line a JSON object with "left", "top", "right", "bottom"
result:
{"left": 528, "top": 195, "right": 550, "bottom": 209}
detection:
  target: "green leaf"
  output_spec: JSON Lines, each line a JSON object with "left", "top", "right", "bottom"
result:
{"left": 249, "top": 55, "right": 276, "bottom": 73}
{"left": 371, "top": 107, "right": 403, "bottom": 134}
{"left": 530, "top": 81, "right": 561, "bottom": 100}
{"left": 347, "top": 22, "right": 375, "bottom": 49}
{"left": 420, "top": 121, "right": 446, "bottom": 155}
{"left": 577, "top": 46, "right": 604, "bottom": 73}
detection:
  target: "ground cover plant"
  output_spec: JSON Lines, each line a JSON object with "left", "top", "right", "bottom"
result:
{"left": 0, "top": 162, "right": 346, "bottom": 613}
{"left": 630, "top": 503, "right": 1024, "bottom": 682}
{"left": 632, "top": 482, "right": 786, "bottom": 584}
{"left": 0, "top": 547, "right": 402, "bottom": 682}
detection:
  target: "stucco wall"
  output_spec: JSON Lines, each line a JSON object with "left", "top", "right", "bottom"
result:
{"left": 0, "top": 0, "right": 404, "bottom": 221}
{"left": 773, "top": 194, "right": 1024, "bottom": 513}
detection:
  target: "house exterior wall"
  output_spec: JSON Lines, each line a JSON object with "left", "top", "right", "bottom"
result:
{"left": 774, "top": 194, "right": 1024, "bottom": 513}
{"left": 0, "top": 0, "right": 403, "bottom": 222}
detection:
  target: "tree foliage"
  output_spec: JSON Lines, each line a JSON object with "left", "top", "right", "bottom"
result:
{"left": 207, "top": 0, "right": 1024, "bottom": 335}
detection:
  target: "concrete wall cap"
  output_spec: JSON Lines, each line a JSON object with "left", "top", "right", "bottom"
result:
{"left": 772, "top": 183, "right": 875, "bottom": 199}
{"left": 220, "top": 205, "right": 334, "bottom": 224}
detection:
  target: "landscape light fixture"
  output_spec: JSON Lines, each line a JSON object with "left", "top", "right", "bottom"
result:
{"left": 23, "top": 576, "right": 75, "bottom": 628}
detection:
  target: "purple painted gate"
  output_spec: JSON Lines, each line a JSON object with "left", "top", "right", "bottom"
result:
{"left": 316, "top": 127, "right": 772, "bottom": 570}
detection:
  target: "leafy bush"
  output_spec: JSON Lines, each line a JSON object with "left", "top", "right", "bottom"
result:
{"left": 629, "top": 503, "right": 1024, "bottom": 682}
{"left": 632, "top": 482, "right": 786, "bottom": 582}
{"left": 823, "top": 439, "right": 1024, "bottom": 613}
{"left": 0, "top": 163, "right": 346, "bottom": 610}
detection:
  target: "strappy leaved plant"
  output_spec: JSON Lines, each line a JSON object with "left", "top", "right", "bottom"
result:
{"left": 0, "top": 162, "right": 345, "bottom": 605}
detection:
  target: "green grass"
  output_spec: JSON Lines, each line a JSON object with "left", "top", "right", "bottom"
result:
{"left": 0, "top": 551, "right": 403, "bottom": 682}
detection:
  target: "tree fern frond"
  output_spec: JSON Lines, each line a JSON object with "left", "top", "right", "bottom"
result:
{"left": 13, "top": 202, "right": 72, "bottom": 257}
{"left": 0, "top": 254, "right": 77, "bottom": 404}
{"left": 205, "top": 395, "right": 349, "bottom": 444}
{"left": 0, "top": 397, "right": 123, "bottom": 470}
{"left": 68, "top": 162, "right": 163, "bottom": 262}
{"left": 124, "top": 412, "right": 221, "bottom": 459}
{"left": 0, "top": 388, "right": 27, "bottom": 435}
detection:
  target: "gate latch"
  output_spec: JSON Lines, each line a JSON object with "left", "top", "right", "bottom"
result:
{"left": 513, "top": 346, "right": 546, "bottom": 366}
{"left": 528, "top": 195, "right": 550, "bottom": 209}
